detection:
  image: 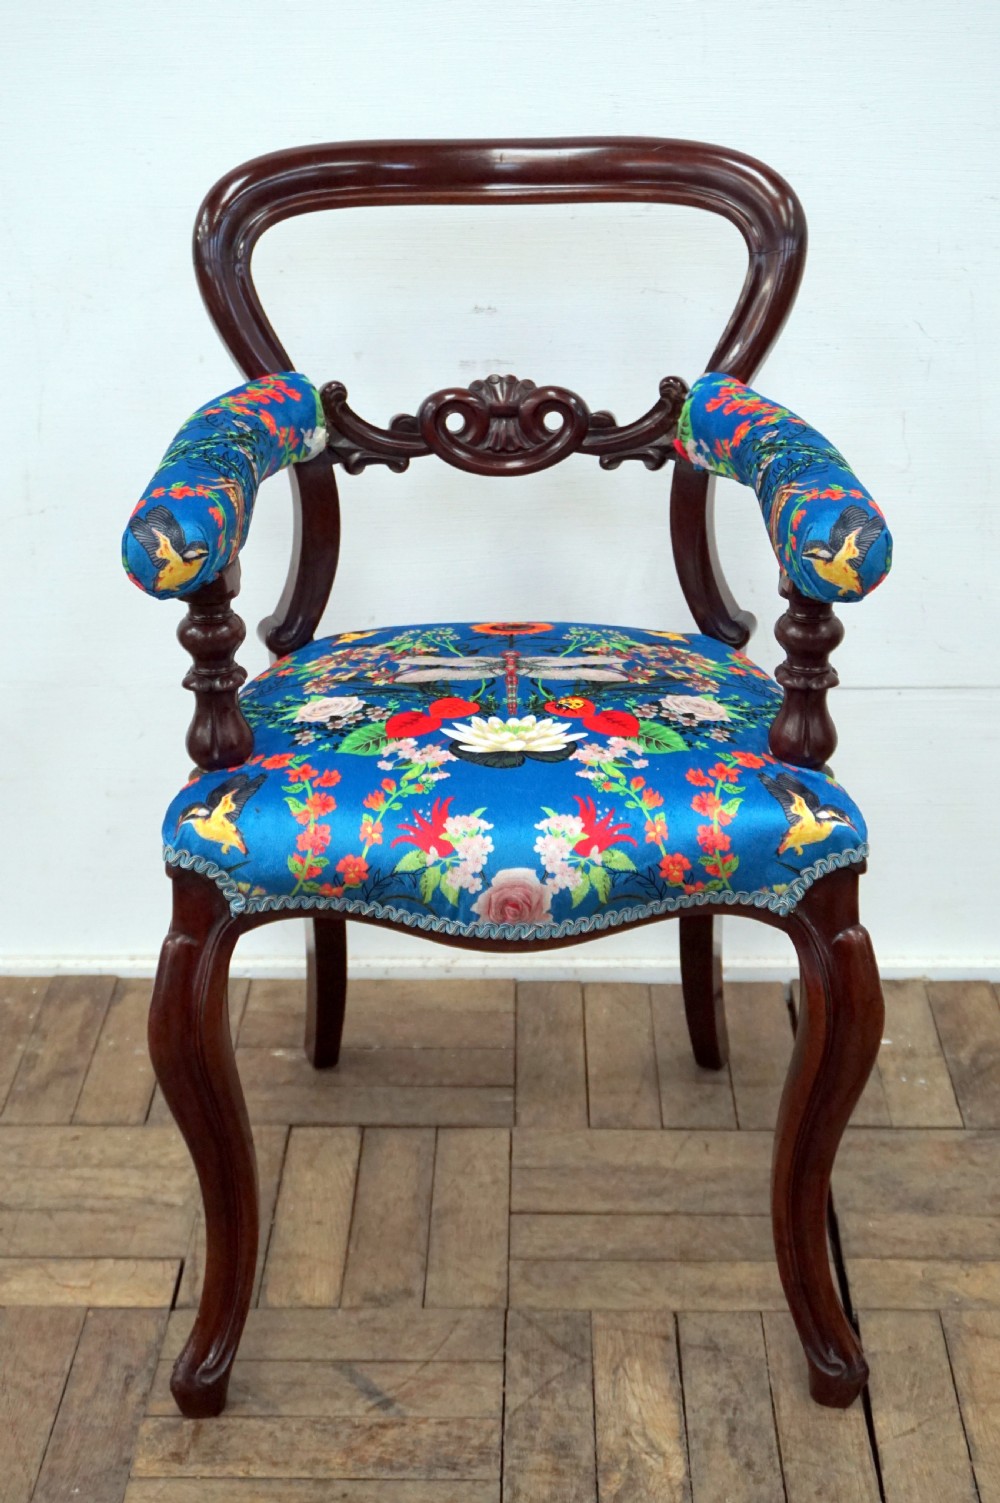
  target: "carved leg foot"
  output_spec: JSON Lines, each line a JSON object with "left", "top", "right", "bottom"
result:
{"left": 306, "top": 915, "right": 348, "bottom": 1068}
{"left": 774, "top": 866, "right": 884, "bottom": 1407}
{"left": 679, "top": 913, "right": 728, "bottom": 1069}
{"left": 148, "top": 866, "right": 258, "bottom": 1418}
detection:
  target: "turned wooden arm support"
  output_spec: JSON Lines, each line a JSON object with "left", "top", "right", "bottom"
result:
{"left": 177, "top": 562, "right": 254, "bottom": 772}
{"left": 768, "top": 577, "right": 845, "bottom": 770}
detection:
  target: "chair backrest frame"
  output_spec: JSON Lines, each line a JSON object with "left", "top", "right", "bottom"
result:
{"left": 193, "top": 136, "right": 807, "bottom": 655}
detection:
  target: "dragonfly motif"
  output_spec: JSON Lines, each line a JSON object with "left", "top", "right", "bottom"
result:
{"left": 392, "top": 652, "right": 630, "bottom": 715}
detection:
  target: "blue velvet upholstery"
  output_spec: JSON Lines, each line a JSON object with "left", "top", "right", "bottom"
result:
{"left": 163, "top": 621, "right": 868, "bottom": 939}
{"left": 676, "top": 373, "right": 892, "bottom": 602}
{"left": 124, "top": 374, "right": 325, "bottom": 599}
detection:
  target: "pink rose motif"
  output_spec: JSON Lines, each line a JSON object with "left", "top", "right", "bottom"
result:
{"left": 471, "top": 868, "right": 554, "bottom": 927}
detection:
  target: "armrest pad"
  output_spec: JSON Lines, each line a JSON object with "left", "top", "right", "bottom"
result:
{"left": 123, "top": 373, "right": 326, "bottom": 599}
{"left": 675, "top": 373, "right": 892, "bottom": 602}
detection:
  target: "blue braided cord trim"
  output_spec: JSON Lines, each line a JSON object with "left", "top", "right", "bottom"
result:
{"left": 161, "top": 843, "right": 871, "bottom": 936}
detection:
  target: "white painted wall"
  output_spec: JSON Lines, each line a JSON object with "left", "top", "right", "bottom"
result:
{"left": 3, "top": 0, "right": 998, "bottom": 978}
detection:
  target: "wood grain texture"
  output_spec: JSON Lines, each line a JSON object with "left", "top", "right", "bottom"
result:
{"left": 2, "top": 974, "right": 115, "bottom": 1123}
{"left": 74, "top": 977, "right": 158, "bottom": 1124}
{"left": 425, "top": 1128, "right": 510, "bottom": 1308}
{"left": 239, "top": 977, "right": 514, "bottom": 1051}
{"left": 261, "top": 1126, "right": 359, "bottom": 1307}
{"left": 503, "top": 1310, "right": 596, "bottom": 1503}
{"left": 592, "top": 1311, "right": 689, "bottom": 1502}
{"left": 341, "top": 1129, "right": 436, "bottom": 1307}
{"left": 650, "top": 984, "right": 736, "bottom": 1129}
{"left": 510, "top": 1211, "right": 774, "bottom": 1261}
{"left": 32, "top": 1308, "right": 165, "bottom": 1503}
{"left": 863, "top": 1309, "right": 978, "bottom": 1502}
{"left": 0, "top": 977, "right": 47, "bottom": 1113}
{"left": 724, "top": 981, "right": 792, "bottom": 1130}
{"left": 927, "top": 980, "right": 1000, "bottom": 1128}
{"left": 943, "top": 1309, "right": 1000, "bottom": 1502}
{"left": 125, "top": 1484, "right": 499, "bottom": 1501}
{"left": 584, "top": 983, "right": 660, "bottom": 1128}
{"left": 515, "top": 981, "right": 588, "bottom": 1127}
{"left": 161, "top": 1308, "right": 505, "bottom": 1363}
{"left": 0, "top": 1257, "right": 178, "bottom": 1304}
{"left": 509, "top": 1257, "right": 784, "bottom": 1309}
{"left": 877, "top": 979, "right": 962, "bottom": 1127}
{"left": 679, "top": 1312, "right": 784, "bottom": 1502}
{"left": 0, "top": 1307, "right": 83, "bottom": 1503}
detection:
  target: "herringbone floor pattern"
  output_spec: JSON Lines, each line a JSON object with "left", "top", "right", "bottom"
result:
{"left": 1, "top": 972, "right": 999, "bottom": 1501}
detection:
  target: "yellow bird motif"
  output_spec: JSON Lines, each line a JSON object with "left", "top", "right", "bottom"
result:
{"left": 801, "top": 505, "right": 886, "bottom": 598}
{"left": 175, "top": 773, "right": 265, "bottom": 856}
{"left": 129, "top": 505, "right": 210, "bottom": 593}
{"left": 759, "top": 771, "right": 855, "bottom": 857}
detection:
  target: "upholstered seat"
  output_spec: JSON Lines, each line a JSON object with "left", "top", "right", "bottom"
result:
{"left": 164, "top": 620, "right": 867, "bottom": 938}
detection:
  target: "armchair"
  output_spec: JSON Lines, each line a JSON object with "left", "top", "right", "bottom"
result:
{"left": 126, "top": 138, "right": 892, "bottom": 1419}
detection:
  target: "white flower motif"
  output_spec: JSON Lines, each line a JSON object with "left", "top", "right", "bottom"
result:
{"left": 295, "top": 694, "right": 365, "bottom": 724}
{"left": 534, "top": 832, "right": 573, "bottom": 871}
{"left": 419, "top": 745, "right": 456, "bottom": 767}
{"left": 443, "top": 715, "right": 586, "bottom": 754}
{"left": 301, "top": 425, "right": 328, "bottom": 459}
{"left": 659, "top": 694, "right": 730, "bottom": 724}
{"left": 607, "top": 736, "right": 642, "bottom": 757}
{"left": 571, "top": 743, "right": 609, "bottom": 766}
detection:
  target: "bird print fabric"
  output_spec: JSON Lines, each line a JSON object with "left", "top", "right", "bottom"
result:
{"left": 123, "top": 373, "right": 326, "bottom": 599}
{"left": 675, "top": 373, "right": 891, "bottom": 603}
{"left": 162, "top": 621, "right": 869, "bottom": 940}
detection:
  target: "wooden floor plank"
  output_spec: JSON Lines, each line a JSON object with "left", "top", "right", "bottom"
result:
{"left": 161, "top": 1308, "right": 505, "bottom": 1363}
{"left": 680, "top": 1311, "right": 783, "bottom": 1503}
{"left": 943, "top": 1309, "right": 1000, "bottom": 1502}
{"left": 592, "top": 1310, "right": 689, "bottom": 1502}
{"left": 178, "top": 1126, "right": 288, "bottom": 1308}
{"left": 512, "top": 1128, "right": 771, "bottom": 1215}
{"left": 509, "top": 1258, "right": 784, "bottom": 1309}
{"left": 510, "top": 1212, "right": 774, "bottom": 1262}
{"left": 341, "top": 1128, "right": 436, "bottom": 1307}
{"left": 74, "top": 977, "right": 157, "bottom": 1125}
{"left": 32, "top": 1307, "right": 164, "bottom": 1503}
{"left": 133, "top": 1416, "right": 500, "bottom": 1480}
{"left": 0, "top": 1307, "right": 83, "bottom": 1503}
{"left": 584, "top": 984, "right": 660, "bottom": 1128}
{"left": 762, "top": 1310, "right": 880, "bottom": 1501}
{"left": 126, "top": 1483, "right": 499, "bottom": 1501}
{"left": 425, "top": 1129, "right": 510, "bottom": 1308}
{"left": 0, "top": 1124, "right": 195, "bottom": 1257}
{"left": 840, "top": 1210, "right": 1000, "bottom": 1260}
{"left": 834, "top": 1127, "right": 1000, "bottom": 1216}
{"left": 0, "top": 977, "right": 47, "bottom": 1113}
{"left": 725, "top": 981, "right": 793, "bottom": 1131}
{"left": 0, "top": 1256, "right": 178, "bottom": 1305}
{"left": 502, "top": 1310, "right": 596, "bottom": 1503}
{"left": 260, "top": 1126, "right": 358, "bottom": 1308}
{"left": 863, "top": 1309, "right": 978, "bottom": 1502}
{"left": 515, "top": 981, "right": 588, "bottom": 1128}
{"left": 848, "top": 1257, "right": 1000, "bottom": 1308}
{"left": 2, "top": 974, "right": 115, "bottom": 1124}
{"left": 877, "top": 979, "right": 962, "bottom": 1127}
{"left": 239, "top": 977, "right": 514, "bottom": 1051}
{"left": 928, "top": 979, "right": 1000, "bottom": 1128}
{"left": 148, "top": 1358, "right": 503, "bottom": 1418}
{"left": 650, "top": 984, "right": 736, "bottom": 1130}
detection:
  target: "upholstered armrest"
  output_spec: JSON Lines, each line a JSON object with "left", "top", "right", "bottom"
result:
{"left": 674, "top": 373, "right": 891, "bottom": 603}
{"left": 123, "top": 373, "right": 326, "bottom": 599}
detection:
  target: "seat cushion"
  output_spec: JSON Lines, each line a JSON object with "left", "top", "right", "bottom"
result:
{"left": 163, "top": 620, "right": 868, "bottom": 940}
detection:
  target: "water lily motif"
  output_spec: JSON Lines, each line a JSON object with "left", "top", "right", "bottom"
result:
{"left": 443, "top": 714, "right": 586, "bottom": 767}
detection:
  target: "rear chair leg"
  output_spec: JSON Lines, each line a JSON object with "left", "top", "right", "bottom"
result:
{"left": 679, "top": 912, "right": 728, "bottom": 1069}
{"left": 306, "top": 915, "right": 348, "bottom": 1068}
{"left": 148, "top": 866, "right": 258, "bottom": 1419}
{"left": 775, "top": 866, "right": 884, "bottom": 1406}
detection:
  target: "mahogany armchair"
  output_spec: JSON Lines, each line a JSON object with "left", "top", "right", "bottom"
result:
{"left": 125, "top": 138, "right": 892, "bottom": 1419}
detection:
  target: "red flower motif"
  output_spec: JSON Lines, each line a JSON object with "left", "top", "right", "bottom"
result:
{"left": 731, "top": 751, "right": 766, "bottom": 769}
{"left": 297, "top": 823, "right": 331, "bottom": 855}
{"left": 708, "top": 762, "right": 739, "bottom": 784}
{"left": 644, "top": 815, "right": 668, "bottom": 843}
{"left": 685, "top": 769, "right": 714, "bottom": 788}
{"left": 690, "top": 791, "right": 724, "bottom": 818}
{"left": 336, "top": 853, "right": 369, "bottom": 887}
{"left": 641, "top": 788, "right": 664, "bottom": 809}
{"left": 304, "top": 792, "right": 337, "bottom": 821}
{"left": 391, "top": 797, "right": 455, "bottom": 854}
{"left": 262, "top": 753, "right": 295, "bottom": 770}
{"left": 314, "top": 768, "right": 342, "bottom": 788}
{"left": 363, "top": 791, "right": 387, "bottom": 812}
{"left": 659, "top": 852, "right": 692, "bottom": 885}
{"left": 572, "top": 796, "right": 637, "bottom": 852}
{"left": 629, "top": 777, "right": 646, "bottom": 791}
{"left": 697, "top": 826, "right": 732, "bottom": 855}
{"left": 287, "top": 763, "right": 319, "bottom": 784}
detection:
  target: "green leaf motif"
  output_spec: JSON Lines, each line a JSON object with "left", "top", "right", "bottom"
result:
{"left": 570, "top": 872, "right": 591, "bottom": 908}
{"left": 591, "top": 865, "right": 611, "bottom": 904}
{"left": 601, "top": 848, "right": 637, "bottom": 872}
{"left": 638, "top": 721, "right": 687, "bottom": 754}
{"left": 339, "top": 723, "right": 388, "bottom": 756}
{"left": 419, "top": 865, "right": 442, "bottom": 904}
{"left": 393, "top": 848, "right": 428, "bottom": 873}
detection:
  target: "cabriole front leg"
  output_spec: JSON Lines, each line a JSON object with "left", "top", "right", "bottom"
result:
{"left": 773, "top": 865, "right": 884, "bottom": 1406}
{"left": 148, "top": 865, "right": 258, "bottom": 1418}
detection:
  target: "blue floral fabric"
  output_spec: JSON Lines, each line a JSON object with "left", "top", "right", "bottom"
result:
{"left": 123, "top": 374, "right": 326, "bottom": 599}
{"left": 162, "top": 621, "right": 868, "bottom": 939}
{"left": 676, "top": 373, "right": 892, "bottom": 603}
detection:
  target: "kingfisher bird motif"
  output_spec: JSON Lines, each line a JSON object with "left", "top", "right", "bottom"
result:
{"left": 801, "top": 505, "right": 886, "bottom": 598}
{"left": 128, "top": 505, "right": 210, "bottom": 593}
{"left": 759, "top": 770, "right": 856, "bottom": 857}
{"left": 175, "top": 772, "right": 265, "bottom": 856}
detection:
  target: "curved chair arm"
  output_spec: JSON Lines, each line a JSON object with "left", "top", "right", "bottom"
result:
{"left": 675, "top": 374, "right": 892, "bottom": 603}
{"left": 123, "top": 373, "right": 326, "bottom": 600}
